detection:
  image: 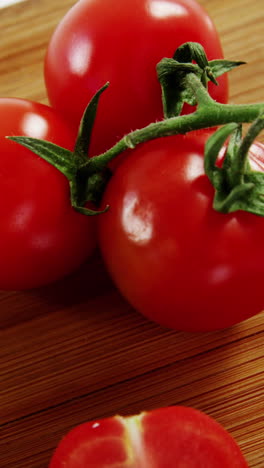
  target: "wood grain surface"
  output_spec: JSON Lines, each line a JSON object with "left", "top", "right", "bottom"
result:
{"left": 0, "top": 0, "right": 263, "bottom": 467}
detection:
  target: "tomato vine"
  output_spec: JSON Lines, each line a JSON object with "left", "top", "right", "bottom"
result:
{"left": 8, "top": 42, "right": 264, "bottom": 216}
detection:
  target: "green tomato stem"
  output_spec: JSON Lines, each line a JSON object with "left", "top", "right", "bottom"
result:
{"left": 88, "top": 74, "right": 264, "bottom": 172}
{"left": 7, "top": 42, "right": 264, "bottom": 216}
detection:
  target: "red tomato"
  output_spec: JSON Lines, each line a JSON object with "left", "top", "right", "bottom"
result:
{"left": 98, "top": 133, "right": 264, "bottom": 331}
{"left": 49, "top": 406, "right": 248, "bottom": 467}
{"left": 44, "top": 0, "right": 228, "bottom": 157}
{"left": 0, "top": 98, "right": 96, "bottom": 290}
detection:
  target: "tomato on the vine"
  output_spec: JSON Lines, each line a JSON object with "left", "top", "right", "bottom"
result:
{"left": 45, "top": 0, "right": 228, "bottom": 157}
{"left": 49, "top": 406, "right": 248, "bottom": 467}
{"left": 0, "top": 98, "right": 96, "bottom": 290}
{"left": 98, "top": 132, "right": 264, "bottom": 331}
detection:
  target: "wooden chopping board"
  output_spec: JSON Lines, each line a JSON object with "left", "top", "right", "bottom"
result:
{"left": 0, "top": 0, "right": 263, "bottom": 467}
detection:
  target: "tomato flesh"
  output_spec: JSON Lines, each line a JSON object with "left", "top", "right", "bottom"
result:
{"left": 49, "top": 418, "right": 128, "bottom": 467}
{"left": 49, "top": 406, "right": 248, "bottom": 467}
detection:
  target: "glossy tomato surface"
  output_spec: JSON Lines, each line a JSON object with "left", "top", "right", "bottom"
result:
{"left": 98, "top": 133, "right": 264, "bottom": 331}
{"left": 49, "top": 406, "right": 248, "bottom": 467}
{"left": 0, "top": 98, "right": 96, "bottom": 290}
{"left": 45, "top": 0, "right": 228, "bottom": 157}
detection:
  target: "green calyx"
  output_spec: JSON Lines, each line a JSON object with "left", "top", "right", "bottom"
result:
{"left": 7, "top": 42, "right": 264, "bottom": 217}
{"left": 9, "top": 83, "right": 112, "bottom": 215}
{"left": 205, "top": 114, "right": 264, "bottom": 216}
{"left": 157, "top": 41, "right": 245, "bottom": 118}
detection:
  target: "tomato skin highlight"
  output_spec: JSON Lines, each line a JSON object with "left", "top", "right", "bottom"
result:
{"left": 44, "top": 0, "right": 228, "bottom": 157}
{"left": 98, "top": 133, "right": 264, "bottom": 331}
{"left": 49, "top": 406, "right": 248, "bottom": 467}
{"left": 0, "top": 98, "right": 96, "bottom": 290}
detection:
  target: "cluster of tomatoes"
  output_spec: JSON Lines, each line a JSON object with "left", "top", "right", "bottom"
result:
{"left": 2, "top": 0, "right": 262, "bottom": 465}
{"left": 2, "top": 0, "right": 264, "bottom": 333}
